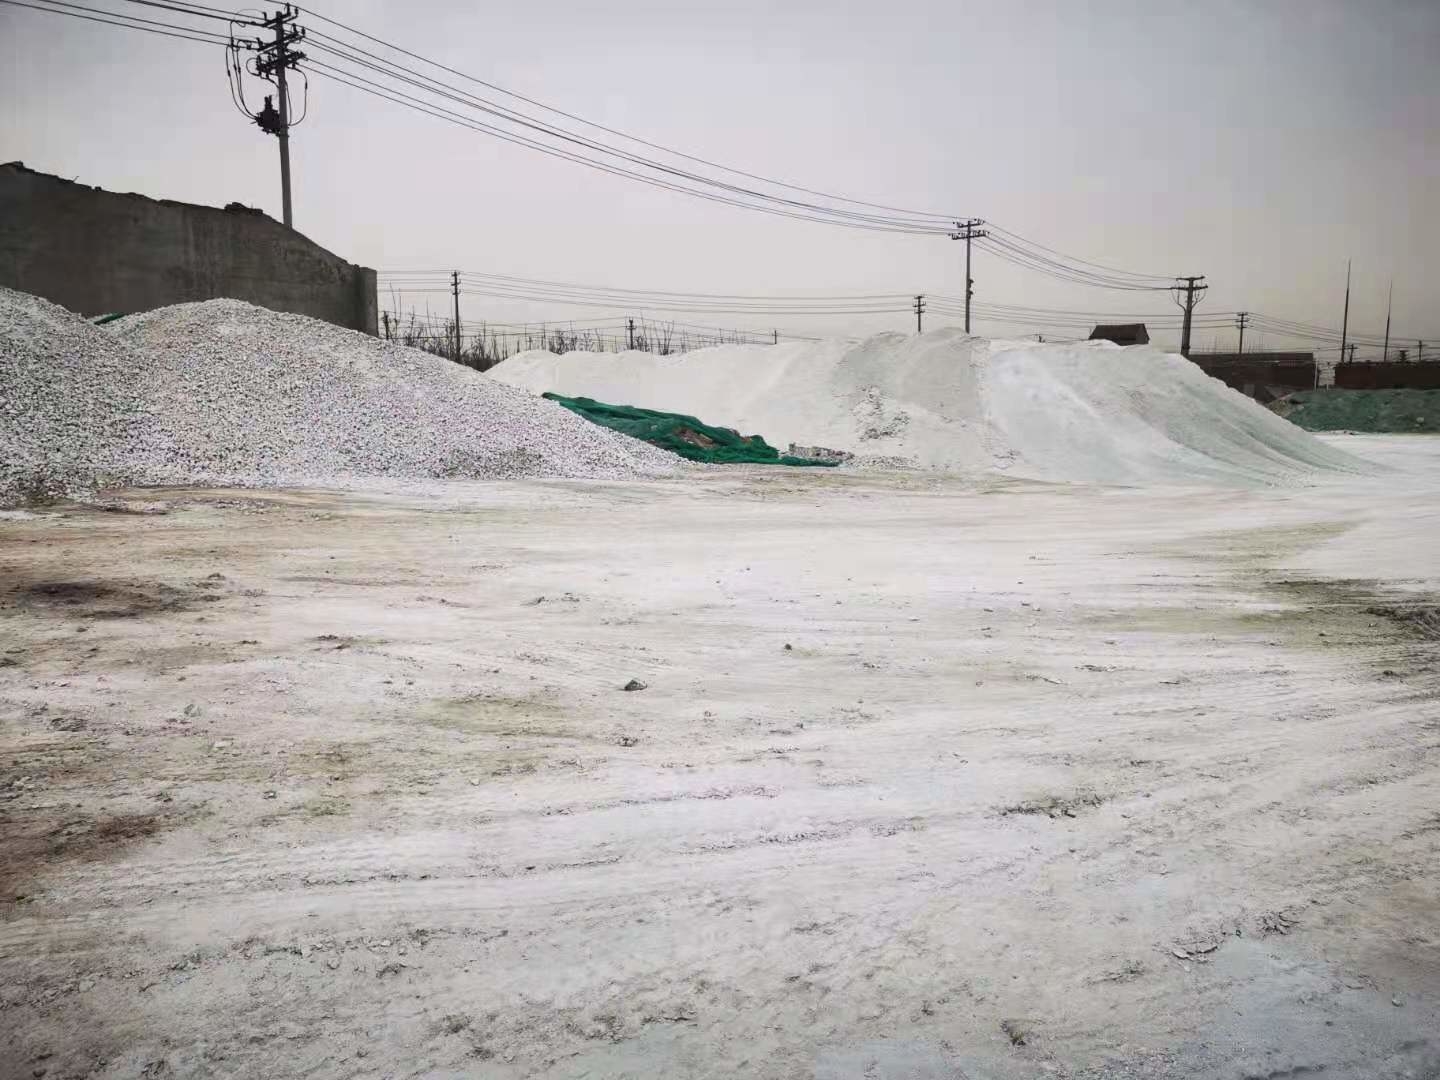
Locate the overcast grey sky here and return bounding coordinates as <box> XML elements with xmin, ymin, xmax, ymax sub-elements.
<box><xmin>2</xmin><ymin>0</ymin><xmax>1436</xmax><ymax>350</ymax></box>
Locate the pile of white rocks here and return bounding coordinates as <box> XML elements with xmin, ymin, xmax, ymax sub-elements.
<box><xmin>0</xmin><ymin>288</ymin><xmax>158</xmax><ymax>503</ymax></box>
<box><xmin>0</xmin><ymin>289</ymin><xmax>678</xmax><ymax>504</ymax></box>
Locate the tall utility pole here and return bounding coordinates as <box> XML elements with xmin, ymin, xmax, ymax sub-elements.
<box><xmin>450</xmin><ymin>271</ymin><xmax>461</xmax><ymax>362</ymax></box>
<box><xmin>1382</xmin><ymin>279</ymin><xmax>1393</xmax><ymax>363</ymax></box>
<box><xmin>1235</xmin><ymin>312</ymin><xmax>1249</xmax><ymax>356</ymax></box>
<box><xmin>1419</xmin><ymin>341</ymin><xmax>1425</xmax><ymax>363</ymax></box>
<box><xmin>772</xmin><ymin>329</ymin><xmax>779</xmax><ymax>345</ymax></box>
<box><xmin>627</xmin><ymin>318</ymin><xmax>636</xmax><ymax>350</ymax></box>
<box><xmin>948</xmin><ymin>219</ymin><xmax>988</xmax><ymax>333</ymax></box>
<box><xmin>913</xmin><ymin>295</ymin><xmax>926</xmax><ymax>334</ymax></box>
<box><xmin>1339</xmin><ymin>259</ymin><xmax>1351</xmax><ymax>371</ymax></box>
<box><xmin>1173</xmin><ymin>275</ymin><xmax>1208</xmax><ymax>357</ymax></box>
<box><xmin>254</xmin><ymin>5</ymin><xmax>305</xmax><ymax>228</ymax></box>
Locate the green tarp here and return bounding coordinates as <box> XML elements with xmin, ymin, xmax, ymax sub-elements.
<box><xmin>542</xmin><ymin>393</ymin><xmax>837</xmax><ymax>466</ymax></box>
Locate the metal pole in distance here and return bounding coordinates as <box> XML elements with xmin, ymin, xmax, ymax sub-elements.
<box><xmin>276</xmin><ymin>55</ymin><xmax>292</xmax><ymax>228</ymax></box>
<box><xmin>1175</xmin><ymin>275</ymin><xmax>1206</xmax><ymax>358</ymax></box>
<box><xmin>1382</xmin><ymin>279</ymin><xmax>1393</xmax><ymax>363</ymax></box>
<box><xmin>451</xmin><ymin>271</ymin><xmax>461</xmax><ymax>363</ymax></box>
<box><xmin>1339</xmin><ymin>259</ymin><xmax>1351</xmax><ymax>371</ymax></box>
<box><xmin>255</xmin><ymin>5</ymin><xmax>304</xmax><ymax>229</ymax></box>
<box><xmin>948</xmin><ymin>219</ymin><xmax>988</xmax><ymax>334</ymax></box>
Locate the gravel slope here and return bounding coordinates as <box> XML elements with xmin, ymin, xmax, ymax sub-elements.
<box><xmin>0</xmin><ymin>288</ymin><xmax>157</xmax><ymax>503</ymax></box>
<box><xmin>0</xmin><ymin>289</ymin><xmax>678</xmax><ymax>505</ymax></box>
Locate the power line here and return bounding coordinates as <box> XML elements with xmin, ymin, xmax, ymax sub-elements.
<box><xmin>298</xmin><ymin>4</ymin><xmax>968</xmax><ymax>226</ymax></box>
<box><xmin>303</xmin><ymin>63</ymin><xmax>950</xmax><ymax>237</ymax></box>
<box><xmin>0</xmin><ymin>0</ymin><xmax>234</xmax><ymax>42</ymax></box>
<box><xmin>114</xmin><ymin>0</ymin><xmax>259</xmax><ymax>24</ymax></box>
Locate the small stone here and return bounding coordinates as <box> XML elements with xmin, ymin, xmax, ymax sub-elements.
<box><xmin>262</xmin><ymin>790</ymin><xmax>277</xmax><ymax>799</ymax></box>
<box><xmin>622</xmin><ymin>679</ymin><xmax>647</xmax><ymax>692</ymax></box>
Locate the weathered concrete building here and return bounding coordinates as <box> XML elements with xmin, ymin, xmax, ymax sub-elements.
<box><xmin>1188</xmin><ymin>352</ymin><xmax>1318</xmax><ymax>403</ymax></box>
<box><xmin>0</xmin><ymin>162</ymin><xmax>377</xmax><ymax>334</ymax></box>
<box><xmin>1088</xmin><ymin>323</ymin><xmax>1150</xmax><ymax>346</ymax></box>
<box><xmin>1334</xmin><ymin>361</ymin><xmax>1440</xmax><ymax>391</ymax></box>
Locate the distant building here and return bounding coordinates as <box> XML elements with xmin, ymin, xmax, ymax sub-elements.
<box><xmin>1188</xmin><ymin>352</ymin><xmax>1317</xmax><ymax>403</ymax></box>
<box><xmin>1088</xmin><ymin>323</ymin><xmax>1150</xmax><ymax>346</ymax></box>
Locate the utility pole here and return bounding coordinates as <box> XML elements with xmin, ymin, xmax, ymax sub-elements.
<box><xmin>450</xmin><ymin>271</ymin><xmax>461</xmax><ymax>363</ymax></box>
<box><xmin>1173</xmin><ymin>275</ymin><xmax>1208</xmax><ymax>357</ymax></box>
<box><xmin>254</xmin><ymin>6</ymin><xmax>305</xmax><ymax>228</ymax></box>
<box><xmin>913</xmin><ymin>294</ymin><xmax>925</xmax><ymax>334</ymax></box>
<box><xmin>772</xmin><ymin>329</ymin><xmax>779</xmax><ymax>345</ymax></box>
<box><xmin>1418</xmin><ymin>341</ymin><xmax>1425</xmax><ymax>363</ymax></box>
<box><xmin>1339</xmin><ymin>259</ymin><xmax>1351</xmax><ymax>373</ymax></box>
<box><xmin>1235</xmin><ymin>312</ymin><xmax>1249</xmax><ymax>356</ymax></box>
<box><xmin>948</xmin><ymin>219</ymin><xmax>988</xmax><ymax>333</ymax></box>
<box><xmin>381</xmin><ymin>311</ymin><xmax>391</xmax><ymax>341</ymax></box>
<box><xmin>1382</xmin><ymin>279</ymin><xmax>1393</xmax><ymax>363</ymax></box>
<box><xmin>627</xmin><ymin>318</ymin><xmax>636</xmax><ymax>350</ymax></box>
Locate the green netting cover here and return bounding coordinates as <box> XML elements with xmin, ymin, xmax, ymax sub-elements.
<box><xmin>542</xmin><ymin>393</ymin><xmax>837</xmax><ymax>466</ymax></box>
<box><xmin>1272</xmin><ymin>389</ymin><xmax>1440</xmax><ymax>433</ymax></box>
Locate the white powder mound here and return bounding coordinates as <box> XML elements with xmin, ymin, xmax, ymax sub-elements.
<box><xmin>491</xmin><ymin>329</ymin><xmax>1370</xmax><ymax>485</ymax></box>
<box><xmin>0</xmin><ymin>289</ymin><xmax>678</xmax><ymax>505</ymax></box>
<box><xmin>0</xmin><ymin>288</ymin><xmax>159</xmax><ymax>503</ymax></box>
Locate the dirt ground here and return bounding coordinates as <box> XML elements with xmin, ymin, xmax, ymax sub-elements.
<box><xmin>2</xmin><ymin>435</ymin><xmax>1438</xmax><ymax>1080</ymax></box>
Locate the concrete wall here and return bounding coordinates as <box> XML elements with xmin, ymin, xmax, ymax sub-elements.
<box><xmin>0</xmin><ymin>162</ymin><xmax>377</xmax><ymax>335</ymax></box>
<box><xmin>1190</xmin><ymin>356</ymin><xmax>1318</xmax><ymax>403</ymax></box>
<box><xmin>1334</xmin><ymin>362</ymin><xmax>1440</xmax><ymax>391</ymax></box>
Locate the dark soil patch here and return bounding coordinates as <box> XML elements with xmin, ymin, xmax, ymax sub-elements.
<box><xmin>2</xmin><ymin>578</ymin><xmax>209</xmax><ymax>619</ymax></box>
<box><xmin>3</xmin><ymin>810</ymin><xmax>172</xmax><ymax>903</ymax></box>
<box><xmin>998</xmin><ymin>791</ymin><xmax>1107</xmax><ymax>819</ymax></box>
<box><xmin>1366</xmin><ymin>603</ymin><xmax>1440</xmax><ymax>642</ymax></box>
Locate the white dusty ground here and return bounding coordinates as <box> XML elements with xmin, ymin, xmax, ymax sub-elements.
<box><xmin>1</xmin><ymin>435</ymin><xmax>1437</xmax><ymax>1080</ymax></box>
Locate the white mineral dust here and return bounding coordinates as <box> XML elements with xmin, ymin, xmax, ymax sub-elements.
<box><xmin>492</xmin><ymin>330</ymin><xmax>1369</xmax><ymax>485</ymax></box>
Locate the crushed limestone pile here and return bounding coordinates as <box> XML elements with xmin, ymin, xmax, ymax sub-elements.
<box><xmin>0</xmin><ymin>289</ymin><xmax>678</xmax><ymax>504</ymax></box>
<box><xmin>0</xmin><ymin>288</ymin><xmax>161</xmax><ymax>503</ymax></box>
<box><xmin>492</xmin><ymin>330</ymin><xmax>1372</xmax><ymax>485</ymax></box>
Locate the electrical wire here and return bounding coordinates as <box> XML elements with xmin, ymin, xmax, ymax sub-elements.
<box><xmin>114</xmin><ymin>0</ymin><xmax>255</xmax><ymax>23</ymax></box>
<box><xmin>302</xmin><ymin>43</ymin><xmax>953</xmax><ymax>233</ymax></box>
<box><xmin>298</xmin><ymin>5</ymin><xmax>969</xmax><ymax>226</ymax></box>
<box><xmin>0</xmin><ymin>0</ymin><xmax>232</xmax><ymax>42</ymax></box>
<box><xmin>304</xmin><ymin>63</ymin><xmax>951</xmax><ymax>236</ymax></box>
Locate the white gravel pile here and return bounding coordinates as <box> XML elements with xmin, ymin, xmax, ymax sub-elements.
<box><xmin>494</xmin><ymin>330</ymin><xmax>1372</xmax><ymax>486</ymax></box>
<box><xmin>0</xmin><ymin>289</ymin><xmax>678</xmax><ymax>504</ymax></box>
<box><xmin>0</xmin><ymin>287</ymin><xmax>163</xmax><ymax>503</ymax></box>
